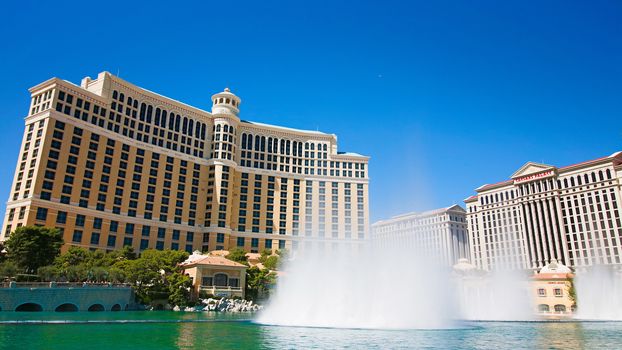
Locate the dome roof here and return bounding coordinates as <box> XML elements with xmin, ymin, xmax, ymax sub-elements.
<box><xmin>183</xmin><ymin>250</ymin><xmax>206</xmax><ymax>264</ymax></box>
<box><xmin>539</xmin><ymin>259</ymin><xmax>572</xmax><ymax>274</ymax></box>
<box><xmin>453</xmin><ymin>258</ymin><xmax>477</xmax><ymax>272</ymax></box>
<box><xmin>211</xmin><ymin>88</ymin><xmax>241</xmax><ymax>116</ymax></box>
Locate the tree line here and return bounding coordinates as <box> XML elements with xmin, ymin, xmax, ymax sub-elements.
<box><xmin>0</xmin><ymin>226</ymin><xmax>280</xmax><ymax>307</ymax></box>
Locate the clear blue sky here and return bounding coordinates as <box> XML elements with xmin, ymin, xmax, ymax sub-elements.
<box><xmin>0</xmin><ymin>1</ymin><xmax>620</xmax><ymax>222</ymax></box>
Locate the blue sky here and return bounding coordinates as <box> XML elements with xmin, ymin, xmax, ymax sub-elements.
<box><xmin>0</xmin><ymin>1</ymin><xmax>620</xmax><ymax>222</ymax></box>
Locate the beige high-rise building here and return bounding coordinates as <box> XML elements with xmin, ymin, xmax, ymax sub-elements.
<box><xmin>371</xmin><ymin>205</ymin><xmax>469</xmax><ymax>265</ymax></box>
<box><xmin>465</xmin><ymin>152</ymin><xmax>622</xmax><ymax>271</ymax></box>
<box><xmin>1</xmin><ymin>72</ymin><xmax>369</xmax><ymax>254</ymax></box>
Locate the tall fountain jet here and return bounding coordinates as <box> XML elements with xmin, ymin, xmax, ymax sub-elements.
<box><xmin>257</xmin><ymin>242</ymin><xmax>458</xmax><ymax>329</ymax></box>
<box><xmin>574</xmin><ymin>266</ymin><xmax>622</xmax><ymax>321</ymax></box>
<box><xmin>257</xmin><ymin>235</ymin><xmax>536</xmax><ymax>329</ymax></box>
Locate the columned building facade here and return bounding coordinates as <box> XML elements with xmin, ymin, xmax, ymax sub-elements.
<box><xmin>371</xmin><ymin>205</ymin><xmax>469</xmax><ymax>266</ymax></box>
<box><xmin>1</xmin><ymin>72</ymin><xmax>369</xmax><ymax>254</ymax></box>
<box><xmin>465</xmin><ymin>152</ymin><xmax>622</xmax><ymax>271</ymax></box>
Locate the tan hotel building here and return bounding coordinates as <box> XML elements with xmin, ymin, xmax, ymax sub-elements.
<box><xmin>1</xmin><ymin>72</ymin><xmax>369</xmax><ymax>253</ymax></box>
<box><xmin>465</xmin><ymin>152</ymin><xmax>622</xmax><ymax>271</ymax></box>
<box><xmin>371</xmin><ymin>205</ymin><xmax>469</xmax><ymax>265</ymax></box>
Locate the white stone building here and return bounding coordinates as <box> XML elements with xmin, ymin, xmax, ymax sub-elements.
<box><xmin>465</xmin><ymin>152</ymin><xmax>622</xmax><ymax>271</ymax></box>
<box><xmin>371</xmin><ymin>205</ymin><xmax>469</xmax><ymax>266</ymax></box>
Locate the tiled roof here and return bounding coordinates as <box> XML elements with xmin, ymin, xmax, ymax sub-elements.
<box><xmin>181</xmin><ymin>254</ymin><xmax>247</xmax><ymax>268</ymax></box>
<box><xmin>559</xmin><ymin>151</ymin><xmax>622</xmax><ymax>170</ymax></box>
<box><xmin>533</xmin><ymin>272</ymin><xmax>574</xmax><ymax>280</ymax></box>
<box><xmin>476</xmin><ymin>179</ymin><xmax>513</xmax><ymax>192</ymax></box>
<box><xmin>336</xmin><ymin>151</ymin><xmax>369</xmax><ymax>158</ymax></box>
<box><xmin>372</xmin><ymin>204</ymin><xmax>465</xmax><ymax>226</ymax></box>
<box><xmin>241</xmin><ymin>120</ymin><xmax>331</xmax><ymax>136</ymax></box>
<box><xmin>472</xmin><ymin>151</ymin><xmax>622</xmax><ymax>195</ymax></box>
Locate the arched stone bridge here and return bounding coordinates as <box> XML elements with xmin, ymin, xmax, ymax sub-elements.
<box><xmin>0</xmin><ymin>282</ymin><xmax>135</xmax><ymax>312</ymax></box>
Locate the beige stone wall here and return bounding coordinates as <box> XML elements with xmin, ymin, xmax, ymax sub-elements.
<box><xmin>531</xmin><ymin>279</ymin><xmax>574</xmax><ymax>314</ymax></box>
<box><xmin>1</xmin><ymin>72</ymin><xmax>370</xmax><ymax>255</ymax></box>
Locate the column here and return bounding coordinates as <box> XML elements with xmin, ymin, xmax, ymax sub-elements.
<box><xmin>522</xmin><ymin>202</ymin><xmax>538</xmax><ymax>269</ymax></box>
<box><xmin>553</xmin><ymin>195</ymin><xmax>571</xmax><ymax>266</ymax></box>
<box><xmin>541</xmin><ymin>198</ymin><xmax>556</xmax><ymax>260</ymax></box>
<box><xmin>530</xmin><ymin>201</ymin><xmax>544</xmax><ymax>267</ymax></box>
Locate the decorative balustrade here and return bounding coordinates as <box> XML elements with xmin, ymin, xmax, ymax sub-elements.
<box><xmin>0</xmin><ymin>281</ymin><xmax>132</xmax><ymax>289</ymax></box>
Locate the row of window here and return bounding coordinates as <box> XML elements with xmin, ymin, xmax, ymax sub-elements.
<box><xmin>12</xmin><ymin>121</ymin><xmax>45</xmax><ymax>201</ymax></box>
<box><xmin>41</xmin><ymin>120</ymin><xmax>202</xmax><ymax>226</ymax></box>
<box><xmin>480</xmin><ymin>169</ymin><xmax>614</xmax><ymax>206</ymax></box>
<box><xmin>56</xmin><ymin>89</ymin><xmax>207</xmax><ymax>158</ymax></box>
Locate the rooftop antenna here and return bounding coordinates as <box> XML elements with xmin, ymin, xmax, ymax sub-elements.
<box><xmin>116</xmin><ymin>68</ymin><xmax>120</xmax><ymax>77</ymax></box>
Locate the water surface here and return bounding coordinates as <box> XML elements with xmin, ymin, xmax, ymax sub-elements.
<box><xmin>0</xmin><ymin>312</ymin><xmax>620</xmax><ymax>349</ymax></box>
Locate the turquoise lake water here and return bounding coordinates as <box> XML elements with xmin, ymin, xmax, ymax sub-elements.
<box><xmin>0</xmin><ymin>312</ymin><xmax>621</xmax><ymax>349</ymax></box>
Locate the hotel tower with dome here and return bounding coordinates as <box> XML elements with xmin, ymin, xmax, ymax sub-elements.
<box><xmin>1</xmin><ymin>72</ymin><xmax>369</xmax><ymax>254</ymax></box>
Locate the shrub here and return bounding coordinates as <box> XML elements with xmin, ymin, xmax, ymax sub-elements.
<box><xmin>37</xmin><ymin>265</ymin><xmax>60</xmax><ymax>281</ymax></box>
<box><xmin>0</xmin><ymin>261</ymin><xmax>19</xmax><ymax>279</ymax></box>
<box><xmin>226</xmin><ymin>248</ymin><xmax>248</xmax><ymax>265</ymax></box>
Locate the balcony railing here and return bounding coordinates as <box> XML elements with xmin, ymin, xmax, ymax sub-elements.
<box><xmin>536</xmin><ymin>310</ymin><xmax>573</xmax><ymax>315</ymax></box>
<box><xmin>0</xmin><ymin>281</ymin><xmax>131</xmax><ymax>289</ymax></box>
<box><xmin>199</xmin><ymin>285</ymin><xmax>242</xmax><ymax>292</ymax></box>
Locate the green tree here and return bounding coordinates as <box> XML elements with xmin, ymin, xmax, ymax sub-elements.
<box><xmin>0</xmin><ymin>260</ymin><xmax>19</xmax><ymax>279</ymax></box>
<box><xmin>118</xmin><ymin>249</ymin><xmax>189</xmax><ymax>303</ymax></box>
<box><xmin>258</xmin><ymin>249</ymin><xmax>280</xmax><ymax>270</ymax></box>
<box><xmin>64</xmin><ymin>264</ymin><xmax>88</xmax><ymax>282</ymax></box>
<box><xmin>262</xmin><ymin>255</ymin><xmax>279</xmax><ymax>270</ymax></box>
<box><xmin>259</xmin><ymin>249</ymin><xmax>272</xmax><ymax>261</ymax></box>
<box><xmin>108</xmin><ymin>266</ymin><xmax>127</xmax><ymax>283</ymax></box>
<box><xmin>226</xmin><ymin>248</ymin><xmax>248</xmax><ymax>265</ymax></box>
<box><xmin>276</xmin><ymin>249</ymin><xmax>289</xmax><ymax>260</ymax></box>
<box><xmin>95</xmin><ymin>247</ymin><xmax>133</xmax><ymax>267</ymax></box>
<box><xmin>246</xmin><ymin>266</ymin><xmax>277</xmax><ymax>301</ymax></box>
<box><xmin>31</xmin><ymin>245</ymin><xmax>195</xmax><ymax>306</ymax></box>
<box><xmin>167</xmin><ymin>272</ymin><xmax>193</xmax><ymax>307</ymax></box>
<box><xmin>90</xmin><ymin>266</ymin><xmax>109</xmax><ymax>282</ymax></box>
<box><xmin>0</xmin><ymin>242</ymin><xmax>7</xmax><ymax>263</ymax></box>
<box><xmin>5</xmin><ymin>226</ymin><xmax>63</xmax><ymax>273</ymax></box>
<box><xmin>568</xmin><ymin>278</ymin><xmax>577</xmax><ymax>309</ymax></box>
<box><xmin>123</xmin><ymin>258</ymin><xmax>161</xmax><ymax>302</ymax></box>
<box><xmin>140</xmin><ymin>249</ymin><xmax>189</xmax><ymax>274</ymax></box>
<box><xmin>37</xmin><ymin>265</ymin><xmax>60</xmax><ymax>281</ymax></box>
<box><xmin>54</xmin><ymin>246</ymin><xmax>90</xmax><ymax>270</ymax></box>
<box><xmin>120</xmin><ymin>246</ymin><xmax>137</xmax><ymax>260</ymax></box>
<box><xmin>85</xmin><ymin>250</ymin><xmax>111</xmax><ymax>268</ymax></box>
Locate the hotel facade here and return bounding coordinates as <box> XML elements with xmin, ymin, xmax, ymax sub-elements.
<box><xmin>371</xmin><ymin>205</ymin><xmax>469</xmax><ymax>265</ymax></box>
<box><xmin>465</xmin><ymin>152</ymin><xmax>622</xmax><ymax>271</ymax></box>
<box><xmin>1</xmin><ymin>71</ymin><xmax>369</xmax><ymax>254</ymax></box>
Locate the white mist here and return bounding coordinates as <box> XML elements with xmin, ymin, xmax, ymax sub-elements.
<box><xmin>454</xmin><ymin>270</ymin><xmax>534</xmax><ymax>321</ymax></box>
<box><xmin>575</xmin><ymin>266</ymin><xmax>622</xmax><ymax>320</ymax></box>
<box><xmin>256</xmin><ymin>243</ymin><xmax>458</xmax><ymax>329</ymax></box>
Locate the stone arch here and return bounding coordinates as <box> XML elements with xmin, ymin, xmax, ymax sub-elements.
<box><xmin>111</xmin><ymin>304</ymin><xmax>122</xmax><ymax>311</ymax></box>
<box><xmin>16</xmin><ymin>303</ymin><xmax>43</xmax><ymax>312</ymax></box>
<box><xmin>214</xmin><ymin>273</ymin><xmax>229</xmax><ymax>287</ymax></box>
<box><xmin>55</xmin><ymin>303</ymin><xmax>79</xmax><ymax>312</ymax></box>
<box><xmin>88</xmin><ymin>304</ymin><xmax>105</xmax><ymax>312</ymax></box>
<box><xmin>554</xmin><ymin>304</ymin><xmax>567</xmax><ymax>312</ymax></box>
